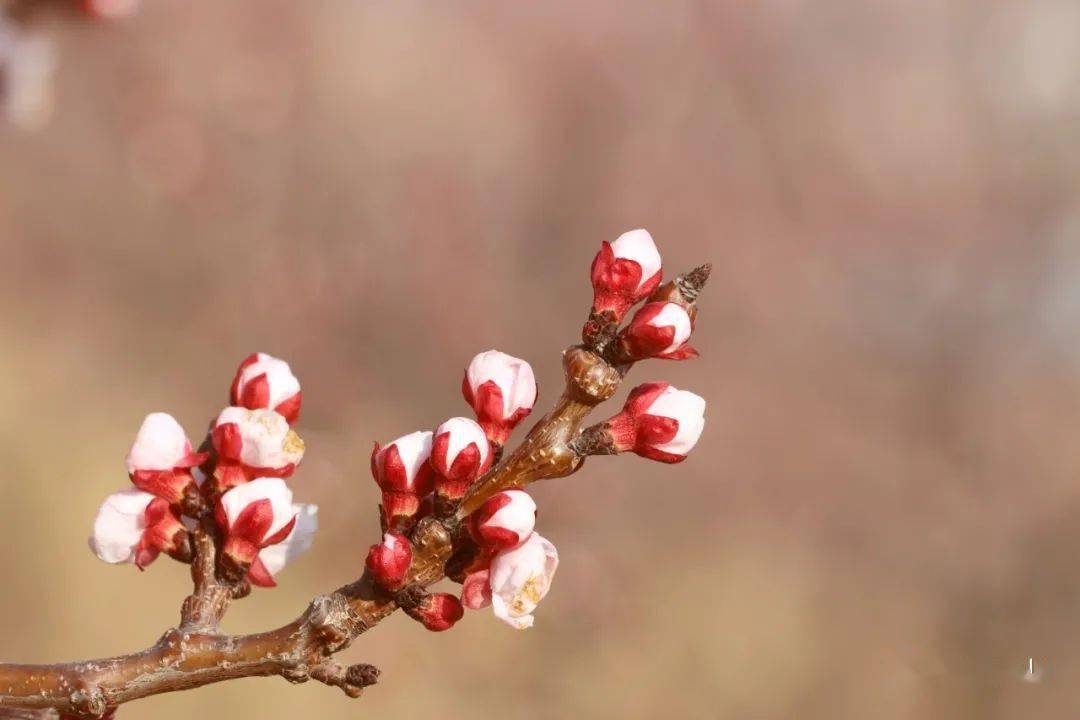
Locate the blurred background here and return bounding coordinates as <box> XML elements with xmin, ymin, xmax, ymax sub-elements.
<box><xmin>2</xmin><ymin>0</ymin><xmax>1080</xmax><ymax>717</ymax></box>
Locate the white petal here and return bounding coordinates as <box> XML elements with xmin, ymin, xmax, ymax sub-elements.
<box><xmin>89</xmin><ymin>489</ymin><xmax>154</xmax><ymax>564</ymax></box>
<box><xmin>609</xmin><ymin>229</ymin><xmax>662</xmax><ymax>289</ymax></box>
<box><xmin>488</xmin><ymin>532</ymin><xmax>558</xmax><ymax>629</ymax></box>
<box><xmin>259</xmin><ymin>503</ymin><xmax>317</xmax><ymax>576</ymax></box>
<box><xmin>125</xmin><ymin>412</ymin><xmax>189</xmax><ymax>473</ymax></box>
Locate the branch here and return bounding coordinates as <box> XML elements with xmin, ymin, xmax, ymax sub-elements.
<box><xmin>0</xmin><ymin>255</ymin><xmax>709</xmax><ymax>718</ymax></box>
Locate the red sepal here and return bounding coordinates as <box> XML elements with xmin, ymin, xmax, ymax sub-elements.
<box><xmin>365</xmin><ymin>533</ymin><xmax>413</xmax><ymax>590</ymax></box>
<box><xmin>212</xmin><ymin>422</ymin><xmax>243</xmax><ymax>462</ymax></box>
<box><xmin>274</xmin><ymin>391</ymin><xmax>302</xmax><ymax>425</ymax></box>
<box><xmin>589</xmin><ymin>241</ymin><xmax>663</xmax><ymax>319</ymax></box>
<box><xmin>247</xmin><ymin>556</ymin><xmax>277</xmax><ymax>588</ymax></box>
<box><xmin>461</xmin><ymin>569</ymin><xmax>492</xmax><ymax>609</ymax></box>
<box><xmin>469</xmin><ymin>492</ymin><xmax>526</xmax><ymax>550</ymax></box>
<box><xmin>229</xmin><ymin>353</ymin><xmax>261</xmax><ymax>405</ymax></box>
<box><xmin>418</xmin><ymin>593</ymin><xmax>465</xmax><ymax>632</ymax></box>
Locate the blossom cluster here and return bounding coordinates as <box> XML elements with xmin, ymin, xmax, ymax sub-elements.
<box><xmin>89</xmin><ymin>352</ymin><xmax>316</xmax><ymax>588</ymax></box>
<box><xmin>365</xmin><ymin>229</ymin><xmax>707</xmax><ymax>632</ymax></box>
<box><xmin>84</xmin><ymin>228</ymin><xmax>706</xmax><ymax>640</ymax></box>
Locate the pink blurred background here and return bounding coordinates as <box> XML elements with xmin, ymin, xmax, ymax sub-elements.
<box><xmin>3</xmin><ymin>1</ymin><xmax>1080</xmax><ymax>717</ymax></box>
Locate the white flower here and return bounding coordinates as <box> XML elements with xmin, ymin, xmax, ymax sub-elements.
<box><xmin>88</xmin><ymin>488</ymin><xmax>155</xmax><ymax>564</ymax></box>
<box><xmin>214</xmin><ymin>406</ymin><xmax>304</xmax><ymax>470</ymax></box>
<box><xmin>489</xmin><ymin>532</ymin><xmax>559</xmax><ymax>630</ymax></box>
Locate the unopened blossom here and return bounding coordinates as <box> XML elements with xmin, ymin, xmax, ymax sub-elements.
<box><xmin>125</xmin><ymin>412</ymin><xmax>207</xmax><ymax>506</ymax></box>
<box><xmin>414</xmin><ymin>593</ymin><xmax>465</xmax><ymax>632</ymax></box>
<box><xmin>212</xmin><ymin>407</ymin><xmax>305</xmax><ymax>489</ymax></box>
<box><xmin>216</xmin><ymin>478</ymin><xmax>298</xmax><ymax>578</ymax></box>
<box><xmin>431</xmin><ymin>417</ymin><xmax>491</xmax><ymax>500</ymax></box>
<box><xmin>604</xmin><ymin>382</ymin><xmax>706</xmax><ymax>463</ymax></box>
<box><xmin>251</xmin><ymin>503</ymin><xmax>318</xmax><ymax>588</ymax></box>
<box><xmin>365</xmin><ymin>532</ymin><xmax>413</xmax><ymax>590</ymax></box>
<box><xmin>230</xmin><ymin>352</ymin><xmax>302</xmax><ymax>425</ymax></box>
<box><xmin>371</xmin><ymin>430</ymin><xmax>434</xmax><ymax>530</ymax></box>
<box><xmin>89</xmin><ymin>488</ymin><xmax>188</xmax><ymax>569</ymax></box>
<box><xmin>617</xmin><ymin>302</ymin><xmax>697</xmax><ymax>361</ymax></box>
<box><xmin>462</xmin><ymin>350</ymin><xmax>537</xmax><ymax>445</ymax></box>
<box><xmin>461</xmin><ymin>568</ymin><xmax>492</xmax><ymax>610</ymax></box>
<box><xmin>470</xmin><ymin>490</ymin><xmax>536</xmax><ymax>551</ymax></box>
<box><xmin>488</xmin><ymin>532</ymin><xmax>559</xmax><ymax>629</ymax></box>
<box><xmin>589</xmin><ymin>229</ymin><xmax>663</xmax><ymax>319</ymax></box>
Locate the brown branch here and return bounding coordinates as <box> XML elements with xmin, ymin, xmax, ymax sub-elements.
<box><xmin>0</xmin><ymin>264</ymin><xmax>709</xmax><ymax>718</ymax></box>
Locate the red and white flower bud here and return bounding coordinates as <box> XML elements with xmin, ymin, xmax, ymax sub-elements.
<box><xmin>216</xmin><ymin>478</ymin><xmax>298</xmax><ymax>573</ymax></box>
<box><xmin>470</xmin><ymin>490</ymin><xmax>536</xmax><ymax>551</ymax></box>
<box><xmin>488</xmin><ymin>532</ymin><xmax>559</xmax><ymax>630</ymax></box>
<box><xmin>211</xmin><ymin>407</ymin><xmax>305</xmax><ymax>489</ymax></box>
<box><xmin>371</xmin><ymin>431</ymin><xmax>434</xmax><ymax>529</ymax></box>
<box><xmin>589</xmin><ymin>228</ymin><xmax>663</xmax><ymax>319</ymax></box>
<box><xmin>462</xmin><ymin>350</ymin><xmax>537</xmax><ymax>445</ymax></box>
<box><xmin>125</xmin><ymin>412</ymin><xmax>207</xmax><ymax>505</ymax></box>
<box><xmin>251</xmin><ymin>503</ymin><xmax>318</xmax><ymax>588</ymax></box>
<box><xmin>431</xmin><ymin>417</ymin><xmax>491</xmax><ymax>499</ymax></box>
<box><xmin>618</xmin><ymin>302</ymin><xmax>697</xmax><ymax>361</ymax></box>
<box><xmin>230</xmin><ymin>352</ymin><xmax>302</xmax><ymax>425</ymax></box>
<box><xmin>461</xmin><ymin>568</ymin><xmax>492</xmax><ymax>610</ymax></box>
<box><xmin>365</xmin><ymin>532</ymin><xmax>413</xmax><ymax>590</ymax></box>
<box><xmin>607</xmin><ymin>382</ymin><xmax>706</xmax><ymax>463</ymax></box>
<box><xmin>416</xmin><ymin>593</ymin><xmax>465</xmax><ymax>632</ymax></box>
<box><xmin>89</xmin><ymin>489</ymin><xmax>187</xmax><ymax>569</ymax></box>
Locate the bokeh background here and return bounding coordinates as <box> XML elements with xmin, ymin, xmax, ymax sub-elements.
<box><xmin>2</xmin><ymin>0</ymin><xmax>1080</xmax><ymax>717</ymax></box>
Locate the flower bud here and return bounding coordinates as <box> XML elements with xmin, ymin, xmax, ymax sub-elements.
<box><xmin>250</xmin><ymin>504</ymin><xmax>318</xmax><ymax>588</ymax></box>
<box><xmin>461</xmin><ymin>568</ymin><xmax>492</xmax><ymax>609</ymax></box>
<box><xmin>488</xmin><ymin>532</ymin><xmax>559</xmax><ymax>629</ymax></box>
<box><xmin>230</xmin><ymin>352</ymin><xmax>302</xmax><ymax>425</ymax></box>
<box><xmin>462</xmin><ymin>350</ymin><xmax>537</xmax><ymax>445</ymax></box>
<box><xmin>365</xmin><ymin>532</ymin><xmax>413</xmax><ymax>590</ymax></box>
<box><xmin>617</xmin><ymin>302</ymin><xmax>697</xmax><ymax>361</ymax></box>
<box><xmin>216</xmin><ymin>478</ymin><xmax>298</xmax><ymax>577</ymax></box>
<box><xmin>470</xmin><ymin>490</ymin><xmax>536</xmax><ymax>551</ymax></box>
<box><xmin>607</xmin><ymin>382</ymin><xmax>706</xmax><ymax>462</ymax></box>
<box><xmin>89</xmin><ymin>489</ymin><xmax>187</xmax><ymax>569</ymax></box>
<box><xmin>589</xmin><ymin>229</ymin><xmax>663</xmax><ymax>319</ymax></box>
<box><xmin>371</xmin><ymin>431</ymin><xmax>434</xmax><ymax>530</ymax></box>
<box><xmin>431</xmin><ymin>417</ymin><xmax>491</xmax><ymax>500</ymax></box>
<box><xmin>125</xmin><ymin>413</ymin><xmax>207</xmax><ymax>505</ymax></box>
<box><xmin>416</xmin><ymin>593</ymin><xmax>465</xmax><ymax>632</ymax></box>
<box><xmin>211</xmin><ymin>407</ymin><xmax>305</xmax><ymax>490</ymax></box>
